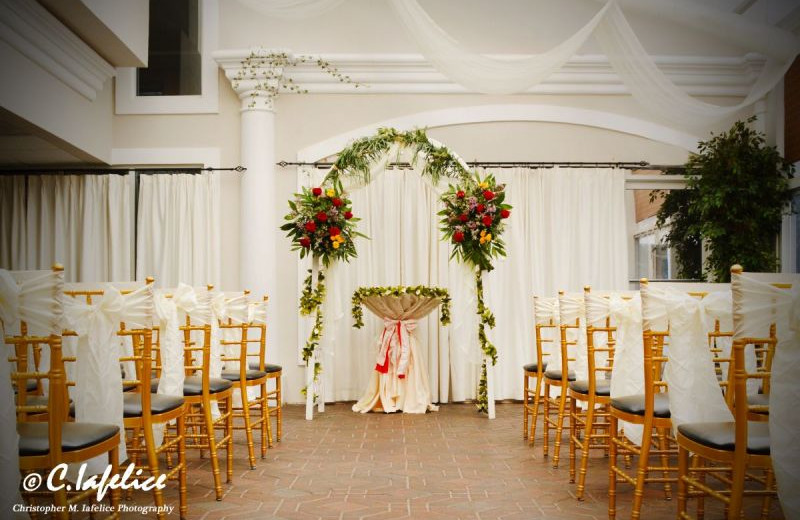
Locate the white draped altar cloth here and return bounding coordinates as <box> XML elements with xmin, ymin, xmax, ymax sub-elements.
<box><xmin>352</xmin><ymin>292</ymin><xmax>442</xmax><ymax>414</ymax></box>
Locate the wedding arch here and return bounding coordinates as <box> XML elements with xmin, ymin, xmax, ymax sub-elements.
<box><xmin>282</xmin><ymin>127</ymin><xmax>512</xmax><ymax>419</ymax></box>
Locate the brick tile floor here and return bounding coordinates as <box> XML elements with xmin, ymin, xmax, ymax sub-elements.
<box><xmin>122</xmin><ymin>402</ymin><xmax>782</xmax><ymax>520</ymax></box>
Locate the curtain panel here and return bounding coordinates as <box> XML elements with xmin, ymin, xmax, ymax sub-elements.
<box><xmin>0</xmin><ymin>174</ymin><xmax>133</xmax><ymax>282</ymax></box>
<box><xmin>135</xmin><ymin>173</ymin><xmax>222</xmax><ymax>288</ymax></box>
<box><xmin>306</xmin><ymin>167</ymin><xmax>628</xmax><ymax>404</ymax></box>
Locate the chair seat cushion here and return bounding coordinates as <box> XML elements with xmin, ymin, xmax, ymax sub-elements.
<box><xmin>569</xmin><ymin>379</ymin><xmax>611</xmax><ymax>396</ymax></box>
<box><xmin>221</xmin><ymin>370</ymin><xmax>268</xmax><ymax>381</ymax></box>
<box><xmin>123</xmin><ymin>393</ymin><xmax>184</xmax><ymax>417</ymax></box>
<box><xmin>182</xmin><ymin>376</ymin><xmax>233</xmax><ymax>396</ymax></box>
<box><xmin>523</xmin><ymin>362</ymin><xmax>547</xmax><ymax>373</ymax></box>
<box><xmin>611</xmin><ymin>392</ymin><xmax>671</xmax><ymax>418</ymax></box>
<box><xmin>544</xmin><ymin>369</ymin><xmax>576</xmax><ymax>382</ymax></box>
<box><xmin>678</xmin><ymin>421</ymin><xmax>770</xmax><ymax>455</ymax></box>
<box><xmin>18</xmin><ymin>422</ymin><xmax>119</xmax><ymax>456</ymax></box>
<box><xmin>248</xmin><ymin>361</ymin><xmax>282</xmax><ymax>373</ymax></box>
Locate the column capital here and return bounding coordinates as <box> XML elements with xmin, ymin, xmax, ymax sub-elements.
<box><xmin>214</xmin><ymin>48</ymin><xmax>291</xmax><ymax>111</ymax></box>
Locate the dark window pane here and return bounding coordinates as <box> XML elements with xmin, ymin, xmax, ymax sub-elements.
<box><xmin>137</xmin><ymin>0</ymin><xmax>201</xmax><ymax>96</ymax></box>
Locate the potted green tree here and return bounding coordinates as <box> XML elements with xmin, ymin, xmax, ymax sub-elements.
<box><xmin>654</xmin><ymin>117</ymin><xmax>794</xmax><ymax>282</ymax></box>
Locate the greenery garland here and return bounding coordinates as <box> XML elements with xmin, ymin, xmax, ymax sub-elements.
<box><xmin>351</xmin><ymin>286</ymin><xmax>452</xmax><ymax>329</ymax></box>
<box><xmin>232</xmin><ymin>49</ymin><xmax>361</xmax><ymax>108</ymax></box>
<box><xmin>300</xmin><ymin>269</ymin><xmax>326</xmax><ymax>363</ymax></box>
<box><xmin>324</xmin><ymin>127</ymin><xmax>471</xmax><ymax>187</ymax></box>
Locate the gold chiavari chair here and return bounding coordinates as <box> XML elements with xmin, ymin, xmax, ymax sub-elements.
<box><xmin>568</xmin><ymin>286</ymin><xmax>616</xmax><ymax>500</ymax></box>
<box><xmin>542</xmin><ymin>291</ymin><xmax>580</xmax><ymax>468</ymax></box>
<box><xmin>179</xmin><ymin>310</ymin><xmax>234</xmax><ymax>501</ymax></box>
<box><xmin>608</xmin><ymin>279</ymin><xmax>676</xmax><ymax>520</ymax></box>
<box><xmin>247</xmin><ymin>296</ymin><xmax>282</xmax><ymax>443</ymax></box>
<box><xmin>8</xmin><ymin>265</ymin><xmax>121</xmax><ymax>519</ymax></box>
<box><xmin>219</xmin><ymin>291</ymin><xmax>271</xmax><ymax>468</ymax></box>
<box><xmin>64</xmin><ymin>280</ymin><xmax>187</xmax><ymax>519</ymax></box>
<box><xmin>524</xmin><ymin>295</ymin><xmax>555</xmax><ymax>445</ymax></box>
<box><xmin>676</xmin><ymin>265</ymin><xmax>789</xmax><ymax>520</ymax></box>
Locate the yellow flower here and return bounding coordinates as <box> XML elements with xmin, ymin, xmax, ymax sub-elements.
<box><xmin>332</xmin><ymin>241</ymin><xmax>340</xmax><ymax>249</ymax></box>
<box><xmin>326</xmin><ymin>188</ymin><xmax>335</xmax><ymax>197</ymax></box>
<box><xmin>478</xmin><ymin>182</ymin><xmax>489</xmax><ymax>189</ymax></box>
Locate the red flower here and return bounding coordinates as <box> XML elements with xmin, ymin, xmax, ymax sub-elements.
<box><xmin>312</xmin><ymin>187</ymin><xmax>322</xmax><ymax>197</ymax></box>
<box><xmin>500</xmin><ymin>209</ymin><xmax>511</xmax><ymax>219</ymax></box>
<box><xmin>332</xmin><ymin>198</ymin><xmax>343</xmax><ymax>207</ymax></box>
<box><xmin>476</xmin><ymin>203</ymin><xmax>485</xmax><ymax>213</ymax></box>
<box><xmin>453</xmin><ymin>231</ymin><xmax>465</xmax><ymax>243</ymax></box>
<box><xmin>483</xmin><ymin>190</ymin><xmax>495</xmax><ymax>201</ymax></box>
<box><xmin>316</xmin><ymin>211</ymin><xmax>328</xmax><ymax>222</ymax></box>
<box><xmin>304</xmin><ymin>221</ymin><xmax>317</xmax><ymax>232</ymax></box>
<box><xmin>482</xmin><ymin>215</ymin><xmax>493</xmax><ymax>227</ymax></box>
<box><xmin>299</xmin><ymin>237</ymin><xmax>311</xmax><ymax>248</ymax></box>
<box><xmin>456</xmin><ymin>190</ymin><xmax>465</xmax><ymax>199</ymax></box>
<box><xmin>344</xmin><ymin>211</ymin><xmax>353</xmax><ymax>219</ymax></box>
<box><xmin>329</xmin><ymin>226</ymin><xmax>341</xmax><ymax>237</ymax></box>
<box><xmin>459</xmin><ymin>214</ymin><xmax>468</xmax><ymax>222</ymax></box>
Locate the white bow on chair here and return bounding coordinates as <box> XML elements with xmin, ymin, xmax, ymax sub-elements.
<box><xmin>63</xmin><ymin>284</ymin><xmax>153</xmax><ymax>475</ymax></box>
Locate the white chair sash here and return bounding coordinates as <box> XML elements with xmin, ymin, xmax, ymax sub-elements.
<box><xmin>732</xmin><ymin>272</ymin><xmax>800</xmax><ymax>519</ymax></box>
<box><xmin>62</xmin><ymin>283</ymin><xmax>153</xmax><ymax>475</ymax></box>
<box><xmin>641</xmin><ymin>284</ymin><xmax>733</xmax><ymax>437</ymax></box>
<box><xmin>154</xmin><ymin>291</ymin><xmax>184</xmax><ymax>398</ymax></box>
<box><xmin>0</xmin><ymin>268</ymin><xmax>62</xmax><ymax>518</ymax></box>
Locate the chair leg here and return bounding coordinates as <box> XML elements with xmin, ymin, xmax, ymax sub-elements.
<box><xmin>727</xmin><ymin>452</ymin><xmax>747</xmax><ymax>520</ymax></box>
<box><xmin>630</xmin><ymin>418</ymin><xmax>654</xmax><ymax>520</ymax></box>
<box><xmin>608</xmin><ymin>414</ymin><xmax>618</xmax><ymax>520</ymax></box>
<box><xmin>529</xmin><ymin>375</ymin><xmax>543</xmax><ymax>448</ymax></box>
<box><xmin>276</xmin><ymin>375</ymin><xmax>282</xmax><ymax>442</ymax></box>
<box><xmin>261</xmin><ymin>382</ymin><xmax>272</xmax><ymax>453</ymax></box>
<box><xmin>109</xmin><ymin>444</ymin><xmax>120</xmax><ymax>512</ymax></box>
<box><xmin>177</xmin><ymin>412</ymin><xmax>188</xmax><ymax>520</ymax></box>
<box><xmin>569</xmin><ymin>396</ymin><xmax>578</xmax><ymax>483</ymax></box>
<box><xmin>677</xmin><ymin>445</ymin><xmax>689</xmax><ymax>520</ymax></box>
<box><xmin>141</xmin><ymin>421</ymin><xmax>166</xmax><ymax>519</ymax></box>
<box><xmin>203</xmin><ymin>400</ymin><xmax>224</xmax><ymax>500</ymax></box>
<box><xmin>523</xmin><ymin>373</ymin><xmax>530</xmax><ymax>438</ymax></box>
<box><xmin>543</xmin><ymin>382</ymin><xmax>551</xmax><ymax>458</ymax></box>
<box><xmin>760</xmin><ymin>468</ymin><xmax>775</xmax><ymax>520</ymax></box>
<box><xmin>576</xmin><ymin>400</ymin><xmax>595</xmax><ymax>500</ymax></box>
<box><xmin>552</xmin><ymin>387</ymin><xmax>568</xmax><ymax>469</ymax></box>
<box><xmin>226</xmin><ymin>394</ymin><xmax>234</xmax><ymax>483</ymax></box>
<box><xmin>240</xmin><ymin>384</ymin><xmax>256</xmax><ymax>469</ymax></box>
<box><xmin>657</xmin><ymin>427</ymin><xmax>672</xmax><ymax>499</ymax></box>
<box><xmin>695</xmin><ymin>456</ymin><xmax>706</xmax><ymax>520</ymax></box>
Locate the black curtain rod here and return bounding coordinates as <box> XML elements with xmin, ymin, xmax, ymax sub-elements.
<box><xmin>0</xmin><ymin>166</ymin><xmax>247</xmax><ymax>175</ymax></box>
<box><xmin>277</xmin><ymin>160</ymin><xmax>683</xmax><ymax>170</ymax></box>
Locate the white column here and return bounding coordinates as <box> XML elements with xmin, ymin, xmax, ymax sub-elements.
<box><xmin>216</xmin><ymin>51</ymin><xmax>285</xmax><ymax>300</ymax></box>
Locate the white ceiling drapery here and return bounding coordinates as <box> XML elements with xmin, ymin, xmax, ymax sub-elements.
<box><xmin>387</xmin><ymin>0</ymin><xmax>800</xmax><ymax>127</ymax></box>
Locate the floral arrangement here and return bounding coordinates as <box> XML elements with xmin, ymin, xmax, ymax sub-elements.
<box><xmin>283</xmin><ymin>183</ymin><xmax>365</xmax><ymax>400</ymax></box>
<box><xmin>439</xmin><ymin>173</ymin><xmax>511</xmax><ymax>413</ymax></box>
<box><xmin>351</xmin><ymin>286</ymin><xmax>451</xmax><ymax>329</ymax></box>
<box><xmin>281</xmin><ymin>185</ymin><xmax>363</xmax><ymax>267</ymax></box>
<box><xmin>438</xmin><ymin>173</ymin><xmax>511</xmax><ymax>272</ymax></box>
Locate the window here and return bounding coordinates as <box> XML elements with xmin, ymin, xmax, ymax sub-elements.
<box><xmin>635</xmin><ymin>233</ymin><xmax>673</xmax><ymax>280</ymax></box>
<box><xmin>137</xmin><ymin>0</ymin><xmax>201</xmax><ymax>96</ymax></box>
<box><xmin>115</xmin><ymin>0</ymin><xmax>218</xmax><ymax>114</ymax></box>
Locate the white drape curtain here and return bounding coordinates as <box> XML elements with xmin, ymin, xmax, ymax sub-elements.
<box><xmin>310</xmin><ymin>166</ymin><xmax>628</xmax><ymax>403</ymax></box>
<box><xmin>135</xmin><ymin>173</ymin><xmax>221</xmax><ymax>287</ymax></box>
<box><xmin>0</xmin><ymin>175</ymin><xmax>133</xmax><ymax>282</ymax></box>
<box><xmin>387</xmin><ymin>0</ymin><xmax>800</xmax><ymax>128</ymax></box>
